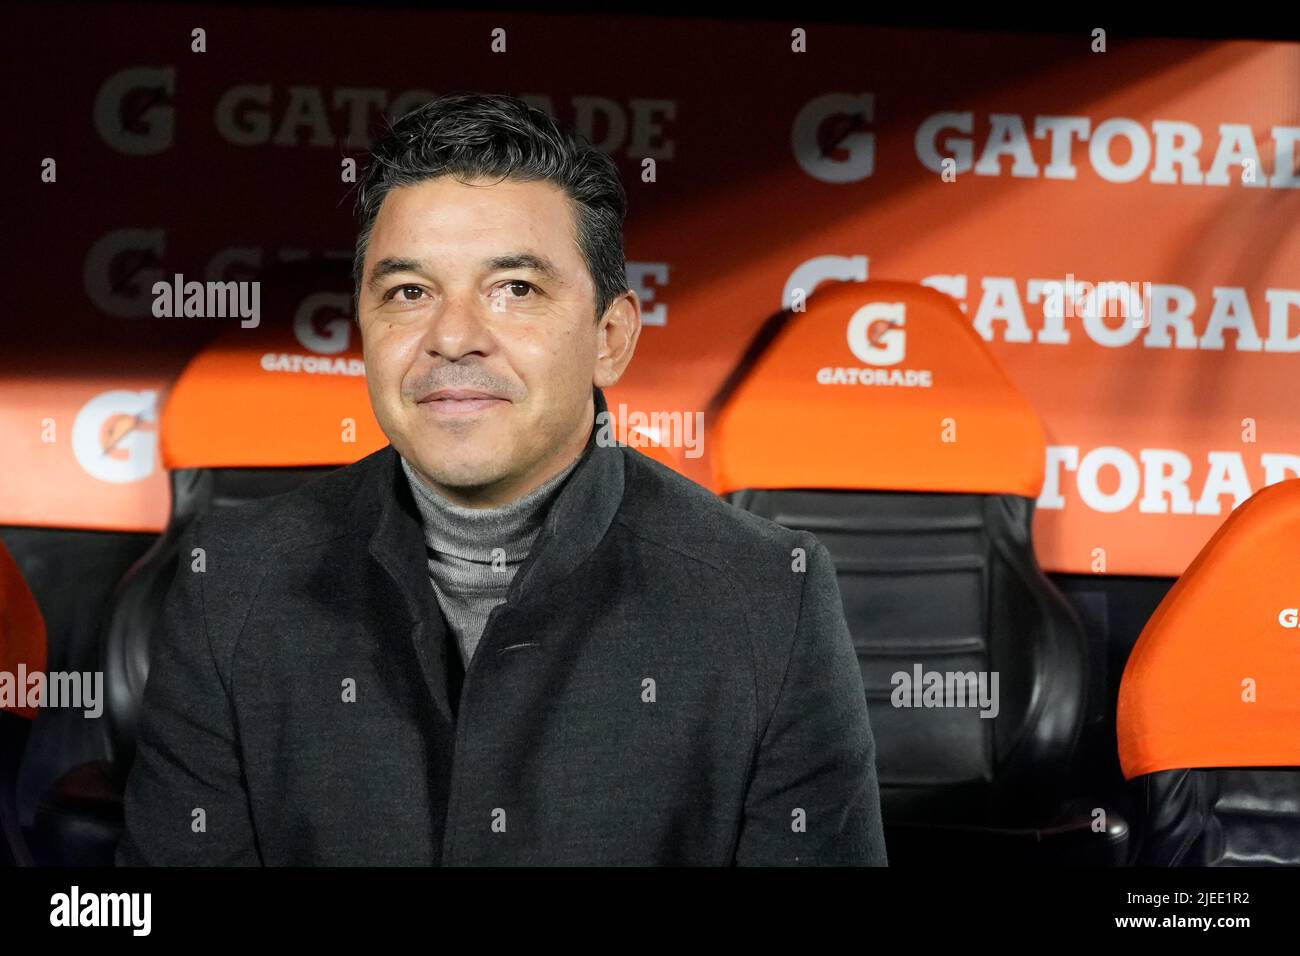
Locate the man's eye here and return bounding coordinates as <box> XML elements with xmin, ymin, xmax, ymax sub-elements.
<box><xmin>494</xmin><ymin>280</ymin><xmax>539</xmax><ymax>300</ymax></box>
<box><xmin>382</xmin><ymin>284</ymin><xmax>426</xmax><ymax>303</ymax></box>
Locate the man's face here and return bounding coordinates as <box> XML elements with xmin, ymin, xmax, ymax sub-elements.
<box><xmin>358</xmin><ymin>175</ymin><xmax>638</xmax><ymax>508</ymax></box>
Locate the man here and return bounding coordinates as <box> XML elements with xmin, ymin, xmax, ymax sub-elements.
<box><xmin>117</xmin><ymin>91</ymin><xmax>887</xmax><ymax>866</ymax></box>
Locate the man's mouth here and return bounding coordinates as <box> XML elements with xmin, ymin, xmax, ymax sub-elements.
<box><xmin>416</xmin><ymin>388</ymin><xmax>509</xmax><ymax>415</ymax></box>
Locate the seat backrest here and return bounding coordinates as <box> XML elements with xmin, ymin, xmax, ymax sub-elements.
<box><xmin>1118</xmin><ymin>478</ymin><xmax>1300</xmax><ymax>865</ymax></box>
<box><xmin>715</xmin><ymin>280</ymin><xmax>1087</xmax><ymax>823</ymax></box>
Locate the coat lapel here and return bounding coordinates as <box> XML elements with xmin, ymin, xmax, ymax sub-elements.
<box><xmin>367</xmin><ymin>449</ymin><xmax>457</xmax><ymax>726</ymax></box>
<box><xmin>493</xmin><ymin>385</ymin><xmax>625</xmax><ymax>632</ymax></box>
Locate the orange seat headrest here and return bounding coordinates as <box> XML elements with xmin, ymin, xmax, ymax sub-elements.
<box><xmin>1118</xmin><ymin>478</ymin><xmax>1300</xmax><ymax>779</ymax></box>
<box><xmin>712</xmin><ymin>281</ymin><xmax>1045</xmax><ymax>497</ymax></box>
<box><xmin>162</xmin><ymin>302</ymin><xmax>388</xmax><ymax>469</ymax></box>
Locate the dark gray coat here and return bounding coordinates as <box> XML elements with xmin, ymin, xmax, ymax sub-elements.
<box><xmin>116</xmin><ymin>387</ymin><xmax>887</xmax><ymax>865</ymax></box>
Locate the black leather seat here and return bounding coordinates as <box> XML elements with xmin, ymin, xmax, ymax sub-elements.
<box><xmin>713</xmin><ymin>281</ymin><xmax>1129</xmax><ymax>865</ymax></box>
<box><xmin>1119</xmin><ymin>478</ymin><xmax>1300</xmax><ymax>865</ymax></box>
<box><xmin>1131</xmin><ymin>770</ymin><xmax>1300</xmax><ymax>866</ymax></box>
<box><xmin>730</xmin><ymin>489</ymin><xmax>1124</xmax><ymax>862</ymax></box>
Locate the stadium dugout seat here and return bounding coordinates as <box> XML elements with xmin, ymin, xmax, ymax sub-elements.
<box><xmin>0</xmin><ymin>539</ymin><xmax>47</xmax><ymax>865</ymax></box>
<box><xmin>713</xmin><ymin>280</ymin><xmax>1129</xmax><ymax>865</ymax></box>
<box><xmin>1118</xmin><ymin>478</ymin><xmax>1300</xmax><ymax>866</ymax></box>
<box><xmin>28</xmin><ymin>264</ymin><xmax>386</xmax><ymax>866</ymax></box>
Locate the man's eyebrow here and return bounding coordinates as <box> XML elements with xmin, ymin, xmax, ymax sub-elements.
<box><xmin>483</xmin><ymin>252</ymin><xmax>563</xmax><ymax>284</ymax></box>
<box><xmin>366</xmin><ymin>252</ymin><xmax>564</xmax><ymax>293</ymax></box>
<box><xmin>366</xmin><ymin>256</ymin><xmax>427</xmax><ymax>292</ymax></box>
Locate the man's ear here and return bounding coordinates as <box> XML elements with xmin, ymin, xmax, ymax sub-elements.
<box><xmin>593</xmin><ymin>290</ymin><xmax>642</xmax><ymax>389</ymax></box>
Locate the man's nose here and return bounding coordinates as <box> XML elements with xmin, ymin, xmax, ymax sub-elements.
<box><xmin>419</xmin><ymin>292</ymin><xmax>495</xmax><ymax>360</ymax></box>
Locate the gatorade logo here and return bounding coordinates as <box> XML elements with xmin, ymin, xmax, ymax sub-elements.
<box><xmin>72</xmin><ymin>390</ymin><xmax>158</xmax><ymax>484</ymax></box>
<box><xmin>261</xmin><ymin>291</ymin><xmax>365</xmax><ymax>375</ymax></box>
<box><xmin>847</xmin><ymin>302</ymin><xmax>906</xmax><ymax>366</ymax></box>
<box><xmin>1279</xmin><ymin>608</ymin><xmax>1299</xmax><ymax>628</ymax></box>
<box><xmin>292</xmin><ymin>292</ymin><xmax>353</xmax><ymax>354</ymax></box>
<box><xmin>817</xmin><ymin>301</ymin><xmax>934</xmax><ymax>388</ymax></box>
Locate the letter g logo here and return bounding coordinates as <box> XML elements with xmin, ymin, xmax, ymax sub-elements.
<box><xmin>293</xmin><ymin>292</ymin><xmax>353</xmax><ymax>354</ymax></box>
<box><xmin>1279</xmin><ymin>608</ymin><xmax>1299</xmax><ymax>628</ymax></box>
<box><xmin>847</xmin><ymin>302</ymin><xmax>906</xmax><ymax>366</ymax></box>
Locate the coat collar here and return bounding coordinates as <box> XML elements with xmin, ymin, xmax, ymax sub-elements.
<box><xmin>365</xmin><ymin>386</ymin><xmax>625</xmax><ymax>721</ymax></box>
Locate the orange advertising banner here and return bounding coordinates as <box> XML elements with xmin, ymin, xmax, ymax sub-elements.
<box><xmin>4</xmin><ymin>4</ymin><xmax>1298</xmax><ymax>576</ymax></box>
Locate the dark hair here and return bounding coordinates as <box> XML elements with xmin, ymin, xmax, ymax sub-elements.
<box><xmin>352</xmin><ymin>91</ymin><xmax>628</xmax><ymax>322</ymax></box>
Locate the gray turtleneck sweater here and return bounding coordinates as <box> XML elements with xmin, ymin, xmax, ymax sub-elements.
<box><xmin>399</xmin><ymin>454</ymin><xmax>582</xmax><ymax>671</ymax></box>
